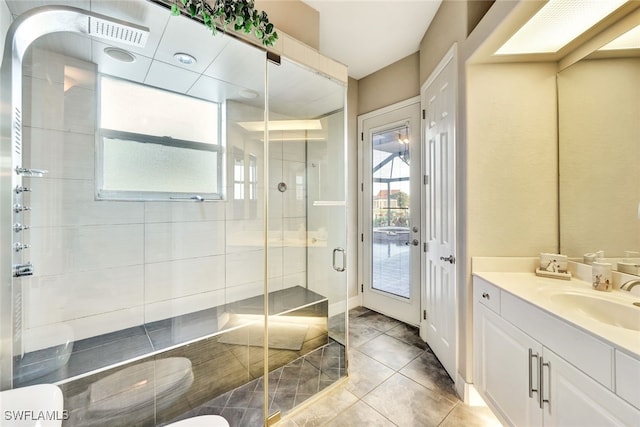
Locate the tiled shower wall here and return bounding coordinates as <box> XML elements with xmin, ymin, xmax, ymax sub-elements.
<box><xmin>20</xmin><ymin>47</ymin><xmax>308</xmax><ymax>350</ymax></box>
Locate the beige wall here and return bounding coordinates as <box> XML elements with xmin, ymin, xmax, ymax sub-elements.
<box><xmin>419</xmin><ymin>0</ymin><xmax>468</xmax><ymax>85</ymax></box>
<box><xmin>467</xmin><ymin>62</ymin><xmax>559</xmax><ymax>258</ymax></box>
<box><xmin>462</xmin><ymin>61</ymin><xmax>558</xmax><ymax>387</ymax></box>
<box><xmin>357</xmin><ymin>52</ymin><xmax>420</xmax><ymax>115</ymax></box>
<box><xmin>467</xmin><ymin>0</ymin><xmax>495</xmax><ymax>38</ymax></box>
<box><xmin>256</xmin><ymin>0</ymin><xmax>319</xmax><ymax>50</ymax></box>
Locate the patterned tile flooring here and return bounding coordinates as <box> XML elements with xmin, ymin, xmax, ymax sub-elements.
<box><xmin>164</xmin><ymin>341</ymin><xmax>346</xmax><ymax>427</ymax></box>
<box><xmin>169</xmin><ymin>307</ymin><xmax>502</xmax><ymax>427</ymax></box>
<box><xmin>279</xmin><ymin>307</ymin><xmax>503</xmax><ymax>427</ymax></box>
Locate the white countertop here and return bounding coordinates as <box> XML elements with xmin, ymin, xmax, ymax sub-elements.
<box><xmin>474</xmin><ymin>271</ymin><xmax>640</xmax><ymax>357</ymax></box>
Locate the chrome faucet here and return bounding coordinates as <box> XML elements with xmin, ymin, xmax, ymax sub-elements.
<box><xmin>620</xmin><ymin>279</ymin><xmax>640</xmax><ymax>291</ymax></box>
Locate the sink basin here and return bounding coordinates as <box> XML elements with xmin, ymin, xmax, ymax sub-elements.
<box><xmin>0</xmin><ymin>384</ymin><xmax>64</xmax><ymax>426</ymax></box>
<box><xmin>549</xmin><ymin>292</ymin><xmax>640</xmax><ymax>331</ymax></box>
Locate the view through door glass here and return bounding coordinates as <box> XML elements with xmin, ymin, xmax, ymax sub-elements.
<box><xmin>371</xmin><ymin>125</ymin><xmax>411</xmax><ymax>298</ymax></box>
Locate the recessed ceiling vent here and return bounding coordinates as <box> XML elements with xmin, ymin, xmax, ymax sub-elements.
<box><xmin>88</xmin><ymin>16</ymin><xmax>149</xmax><ymax>48</ymax></box>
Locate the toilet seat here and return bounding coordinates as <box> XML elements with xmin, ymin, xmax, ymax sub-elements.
<box><xmin>166</xmin><ymin>415</ymin><xmax>230</xmax><ymax>427</ymax></box>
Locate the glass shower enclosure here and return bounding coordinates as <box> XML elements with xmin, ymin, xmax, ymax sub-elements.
<box><xmin>0</xmin><ymin>1</ymin><xmax>347</xmax><ymax>425</ymax></box>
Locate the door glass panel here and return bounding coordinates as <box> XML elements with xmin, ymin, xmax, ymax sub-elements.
<box><xmin>266</xmin><ymin>58</ymin><xmax>347</xmax><ymax>419</ymax></box>
<box><xmin>371</xmin><ymin>125</ymin><xmax>411</xmax><ymax>298</ymax></box>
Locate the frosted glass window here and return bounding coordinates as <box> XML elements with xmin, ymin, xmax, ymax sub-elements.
<box><xmin>234</xmin><ymin>157</ymin><xmax>245</xmax><ymax>200</ymax></box>
<box><xmin>97</xmin><ymin>76</ymin><xmax>223</xmax><ymax>200</ymax></box>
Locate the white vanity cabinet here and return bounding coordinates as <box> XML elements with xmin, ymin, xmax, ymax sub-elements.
<box><xmin>473</xmin><ymin>276</ymin><xmax>640</xmax><ymax>427</ymax></box>
<box><xmin>474</xmin><ymin>301</ymin><xmax>543</xmax><ymax>426</ymax></box>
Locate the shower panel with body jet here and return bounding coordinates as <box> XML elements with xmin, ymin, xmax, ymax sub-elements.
<box><xmin>0</xmin><ymin>5</ymin><xmax>149</xmax><ymax>389</ymax></box>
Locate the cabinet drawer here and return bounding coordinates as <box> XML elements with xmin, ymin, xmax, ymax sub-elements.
<box><xmin>616</xmin><ymin>350</ymin><xmax>640</xmax><ymax>409</ymax></box>
<box><xmin>474</xmin><ymin>277</ymin><xmax>501</xmax><ymax>314</ymax></box>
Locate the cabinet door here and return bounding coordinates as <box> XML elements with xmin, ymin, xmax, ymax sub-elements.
<box><xmin>542</xmin><ymin>348</ymin><xmax>640</xmax><ymax>427</ymax></box>
<box><xmin>474</xmin><ymin>303</ymin><xmax>543</xmax><ymax>427</ymax></box>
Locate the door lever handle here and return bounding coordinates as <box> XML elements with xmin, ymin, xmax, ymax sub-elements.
<box><xmin>440</xmin><ymin>255</ymin><xmax>455</xmax><ymax>264</ymax></box>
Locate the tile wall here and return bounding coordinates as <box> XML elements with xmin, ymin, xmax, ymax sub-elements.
<box><xmin>19</xmin><ymin>46</ymin><xmax>308</xmax><ymax>350</ymax></box>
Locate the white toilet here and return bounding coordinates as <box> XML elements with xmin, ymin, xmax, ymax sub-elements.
<box><xmin>166</xmin><ymin>415</ymin><xmax>230</xmax><ymax>427</ymax></box>
<box><xmin>0</xmin><ymin>384</ymin><xmax>64</xmax><ymax>427</ymax></box>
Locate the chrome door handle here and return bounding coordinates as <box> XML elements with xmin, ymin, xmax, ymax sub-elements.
<box><xmin>440</xmin><ymin>255</ymin><xmax>455</xmax><ymax>264</ymax></box>
<box><xmin>332</xmin><ymin>247</ymin><xmax>346</xmax><ymax>272</ymax></box>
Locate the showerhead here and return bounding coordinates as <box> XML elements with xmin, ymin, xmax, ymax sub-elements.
<box><xmin>6</xmin><ymin>5</ymin><xmax>150</xmax><ymax>60</ymax></box>
<box><xmin>88</xmin><ymin>15</ymin><xmax>149</xmax><ymax>48</ymax></box>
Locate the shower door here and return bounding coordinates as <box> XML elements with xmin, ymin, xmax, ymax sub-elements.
<box><xmin>266</xmin><ymin>57</ymin><xmax>348</xmax><ymax>419</ymax></box>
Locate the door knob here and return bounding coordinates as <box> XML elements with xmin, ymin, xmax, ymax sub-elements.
<box><xmin>409</xmin><ymin>239</ymin><xmax>419</xmax><ymax>246</ymax></box>
<box><xmin>440</xmin><ymin>255</ymin><xmax>455</xmax><ymax>264</ymax></box>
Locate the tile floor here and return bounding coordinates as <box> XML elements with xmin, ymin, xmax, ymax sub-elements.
<box><xmin>278</xmin><ymin>307</ymin><xmax>502</xmax><ymax>427</ymax></box>
<box><xmin>161</xmin><ymin>340</ymin><xmax>346</xmax><ymax>427</ymax></box>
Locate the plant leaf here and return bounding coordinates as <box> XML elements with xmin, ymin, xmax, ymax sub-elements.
<box><xmin>171</xmin><ymin>4</ymin><xmax>180</xmax><ymax>15</ymax></box>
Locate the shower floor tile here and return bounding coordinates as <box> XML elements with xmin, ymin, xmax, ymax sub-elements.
<box><xmin>167</xmin><ymin>340</ymin><xmax>346</xmax><ymax>427</ymax></box>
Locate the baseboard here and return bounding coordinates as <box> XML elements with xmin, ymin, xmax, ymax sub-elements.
<box><xmin>348</xmin><ymin>294</ymin><xmax>361</xmax><ymax>311</ymax></box>
<box><xmin>456</xmin><ymin>375</ymin><xmax>486</xmax><ymax>406</ymax></box>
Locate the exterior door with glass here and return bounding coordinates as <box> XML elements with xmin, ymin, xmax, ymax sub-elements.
<box><xmin>359</xmin><ymin>98</ymin><xmax>421</xmax><ymax>325</ymax></box>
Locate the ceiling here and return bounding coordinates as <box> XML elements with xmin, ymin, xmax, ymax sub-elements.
<box><xmin>302</xmin><ymin>0</ymin><xmax>443</xmax><ymax>79</ymax></box>
<box><xmin>5</xmin><ymin>0</ymin><xmax>345</xmax><ymax>118</ymax></box>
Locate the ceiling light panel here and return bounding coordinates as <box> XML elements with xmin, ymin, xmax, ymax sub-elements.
<box><xmin>238</xmin><ymin>120</ymin><xmax>323</xmax><ymax>132</ymax></box>
<box><xmin>496</xmin><ymin>0</ymin><xmax>628</xmax><ymax>55</ymax></box>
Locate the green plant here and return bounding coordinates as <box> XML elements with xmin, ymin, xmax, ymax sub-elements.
<box><xmin>171</xmin><ymin>0</ymin><xmax>278</xmax><ymax>46</ymax></box>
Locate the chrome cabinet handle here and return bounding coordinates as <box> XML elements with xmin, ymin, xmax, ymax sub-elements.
<box><xmin>539</xmin><ymin>357</ymin><xmax>551</xmax><ymax>409</ymax></box>
<box><xmin>529</xmin><ymin>349</ymin><xmax>539</xmax><ymax>398</ymax></box>
<box><xmin>332</xmin><ymin>247</ymin><xmax>346</xmax><ymax>272</ymax></box>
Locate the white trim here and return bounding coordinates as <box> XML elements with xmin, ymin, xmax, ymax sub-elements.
<box><xmin>357</xmin><ymin>95</ymin><xmax>421</xmax><ymax>123</ymax></box>
<box><xmin>421</xmin><ymin>43</ymin><xmax>457</xmax><ymax>93</ymax></box>
<box><xmin>348</xmin><ymin>295</ymin><xmax>361</xmax><ymax>311</ymax></box>
<box><xmin>357</xmin><ymin>97</ymin><xmax>422</xmax><ymax>325</ymax></box>
<box><xmin>456</xmin><ymin>375</ymin><xmax>487</xmax><ymax>406</ymax></box>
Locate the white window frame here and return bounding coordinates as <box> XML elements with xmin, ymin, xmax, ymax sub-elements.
<box><xmin>95</xmin><ymin>75</ymin><xmax>226</xmax><ymax>201</ymax></box>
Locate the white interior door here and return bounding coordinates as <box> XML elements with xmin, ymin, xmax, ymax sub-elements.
<box><xmin>358</xmin><ymin>99</ymin><xmax>421</xmax><ymax>325</ymax></box>
<box><xmin>421</xmin><ymin>45</ymin><xmax>457</xmax><ymax>379</ymax></box>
